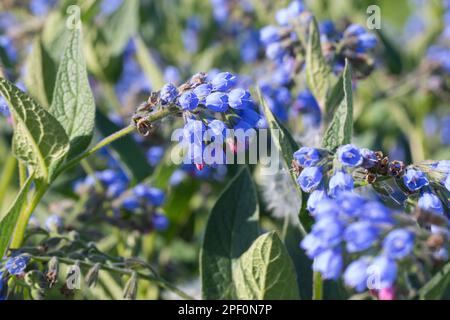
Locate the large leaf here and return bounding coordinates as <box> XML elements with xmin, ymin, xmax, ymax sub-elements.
<box><xmin>0</xmin><ymin>78</ymin><xmax>69</xmax><ymax>182</ymax></box>
<box><xmin>24</xmin><ymin>37</ymin><xmax>57</xmax><ymax>108</ymax></box>
<box><xmin>96</xmin><ymin>110</ymin><xmax>152</xmax><ymax>182</ymax></box>
<box><xmin>234</xmin><ymin>231</ymin><xmax>300</xmax><ymax>300</ymax></box>
<box><xmin>322</xmin><ymin>60</ymin><xmax>353</xmax><ymax>150</ymax></box>
<box><xmin>102</xmin><ymin>0</ymin><xmax>139</xmax><ymax>56</ymax></box>
<box><xmin>419</xmin><ymin>262</ymin><xmax>450</xmax><ymax>299</ymax></box>
<box><xmin>200</xmin><ymin>167</ymin><xmax>259</xmax><ymax>299</ymax></box>
<box><xmin>0</xmin><ymin>174</ymin><xmax>34</xmax><ymax>258</ymax></box>
<box><xmin>305</xmin><ymin>17</ymin><xmax>331</xmax><ymax>111</ymax></box>
<box><xmin>50</xmin><ymin>27</ymin><xmax>95</xmax><ymax>159</ymax></box>
<box><xmin>258</xmin><ymin>90</ymin><xmax>312</xmax><ymax>234</ymax></box>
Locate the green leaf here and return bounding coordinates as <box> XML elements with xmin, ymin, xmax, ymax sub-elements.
<box><xmin>258</xmin><ymin>90</ymin><xmax>312</xmax><ymax>234</ymax></box>
<box><xmin>96</xmin><ymin>110</ymin><xmax>153</xmax><ymax>182</ymax></box>
<box><xmin>305</xmin><ymin>17</ymin><xmax>331</xmax><ymax>110</ymax></box>
<box><xmin>322</xmin><ymin>60</ymin><xmax>353</xmax><ymax>150</ymax></box>
<box><xmin>419</xmin><ymin>262</ymin><xmax>450</xmax><ymax>299</ymax></box>
<box><xmin>24</xmin><ymin>37</ymin><xmax>57</xmax><ymax>108</ymax></box>
<box><xmin>0</xmin><ymin>78</ymin><xmax>69</xmax><ymax>182</ymax></box>
<box><xmin>102</xmin><ymin>0</ymin><xmax>139</xmax><ymax>56</ymax></box>
<box><xmin>134</xmin><ymin>35</ymin><xmax>165</xmax><ymax>90</ymax></box>
<box><xmin>0</xmin><ymin>174</ymin><xmax>34</xmax><ymax>258</ymax></box>
<box><xmin>50</xmin><ymin>27</ymin><xmax>95</xmax><ymax>159</ymax></box>
<box><xmin>234</xmin><ymin>231</ymin><xmax>300</xmax><ymax>300</ymax></box>
<box><xmin>325</xmin><ymin>74</ymin><xmax>344</xmax><ymax>121</ymax></box>
<box><xmin>200</xmin><ymin>167</ymin><xmax>259</xmax><ymax>299</ymax></box>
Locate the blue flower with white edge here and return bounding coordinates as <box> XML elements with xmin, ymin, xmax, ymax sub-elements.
<box><xmin>211</xmin><ymin>72</ymin><xmax>236</xmax><ymax>91</ymax></box>
<box><xmin>306</xmin><ymin>188</ymin><xmax>328</xmax><ymax>214</ymax></box>
<box><xmin>160</xmin><ymin>83</ymin><xmax>178</xmax><ymax>104</ymax></box>
<box><xmin>297</xmin><ymin>166</ymin><xmax>322</xmax><ymax>192</ymax></box>
<box><xmin>328</xmin><ymin>170</ymin><xmax>354</xmax><ymax>198</ymax></box>
<box><xmin>179</xmin><ymin>91</ymin><xmax>199</xmax><ymax>110</ymax></box>
<box><xmin>344</xmin><ymin>257</ymin><xmax>370</xmax><ymax>292</ymax></box>
<box><xmin>368</xmin><ymin>256</ymin><xmax>397</xmax><ymax>289</ymax></box>
<box><xmin>193</xmin><ymin>83</ymin><xmax>212</xmax><ymax>102</ymax></box>
<box><xmin>418</xmin><ymin>191</ymin><xmax>444</xmax><ymax>215</ymax></box>
<box><xmin>152</xmin><ymin>213</ymin><xmax>169</xmax><ymax>231</ymax></box>
<box><xmin>205</xmin><ymin>92</ymin><xmax>229</xmax><ymax>112</ymax></box>
<box><xmin>228</xmin><ymin>88</ymin><xmax>253</xmax><ymax>109</ymax></box>
<box><xmin>344</xmin><ymin>221</ymin><xmax>379</xmax><ymax>253</ymax></box>
<box><xmin>294</xmin><ymin>147</ymin><xmax>321</xmax><ymax>167</ymax></box>
<box><xmin>260</xmin><ymin>25</ymin><xmax>280</xmax><ymax>45</ymax></box>
<box><xmin>313</xmin><ymin>248</ymin><xmax>343</xmax><ymax>280</ymax></box>
<box><xmin>383</xmin><ymin>229</ymin><xmax>414</xmax><ymax>260</ymax></box>
<box><xmin>337</xmin><ymin>144</ymin><xmax>363</xmax><ymax>167</ymax></box>
<box><xmin>5</xmin><ymin>255</ymin><xmax>30</xmax><ymax>275</ymax></box>
<box><xmin>403</xmin><ymin>168</ymin><xmax>429</xmax><ymax>191</ymax></box>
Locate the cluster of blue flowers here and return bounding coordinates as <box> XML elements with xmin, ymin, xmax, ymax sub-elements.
<box><xmin>0</xmin><ymin>254</ymin><xmax>30</xmax><ymax>298</ymax></box>
<box><xmin>293</xmin><ymin>144</ymin><xmax>449</xmax><ymax>294</ymax></box>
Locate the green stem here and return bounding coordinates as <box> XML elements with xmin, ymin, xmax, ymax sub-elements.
<box><xmin>10</xmin><ymin>185</ymin><xmax>48</xmax><ymax>249</ymax></box>
<box><xmin>313</xmin><ymin>271</ymin><xmax>323</xmax><ymax>300</ymax></box>
<box><xmin>0</xmin><ymin>155</ymin><xmax>16</xmax><ymax>207</ymax></box>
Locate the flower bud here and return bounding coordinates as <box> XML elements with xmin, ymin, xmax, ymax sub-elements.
<box><xmin>85</xmin><ymin>263</ymin><xmax>101</xmax><ymax>288</ymax></box>
<box><xmin>46</xmin><ymin>256</ymin><xmax>59</xmax><ymax>288</ymax></box>
<box><xmin>123</xmin><ymin>272</ymin><xmax>138</xmax><ymax>300</ymax></box>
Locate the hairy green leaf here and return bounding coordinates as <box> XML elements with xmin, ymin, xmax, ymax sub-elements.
<box><xmin>0</xmin><ymin>78</ymin><xmax>69</xmax><ymax>182</ymax></box>
<box><xmin>24</xmin><ymin>37</ymin><xmax>57</xmax><ymax>108</ymax></box>
<box><xmin>419</xmin><ymin>262</ymin><xmax>450</xmax><ymax>299</ymax></box>
<box><xmin>305</xmin><ymin>17</ymin><xmax>331</xmax><ymax>110</ymax></box>
<box><xmin>322</xmin><ymin>60</ymin><xmax>353</xmax><ymax>150</ymax></box>
<box><xmin>50</xmin><ymin>27</ymin><xmax>95</xmax><ymax>159</ymax></box>
<box><xmin>200</xmin><ymin>167</ymin><xmax>259</xmax><ymax>299</ymax></box>
<box><xmin>0</xmin><ymin>174</ymin><xmax>34</xmax><ymax>258</ymax></box>
<box><xmin>234</xmin><ymin>231</ymin><xmax>300</xmax><ymax>300</ymax></box>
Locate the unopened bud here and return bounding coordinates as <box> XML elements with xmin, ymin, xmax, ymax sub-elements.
<box><xmin>46</xmin><ymin>257</ymin><xmax>59</xmax><ymax>288</ymax></box>
<box><xmin>123</xmin><ymin>272</ymin><xmax>138</xmax><ymax>300</ymax></box>
<box><xmin>85</xmin><ymin>263</ymin><xmax>101</xmax><ymax>288</ymax></box>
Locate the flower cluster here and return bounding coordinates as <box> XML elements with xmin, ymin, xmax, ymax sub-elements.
<box><xmin>293</xmin><ymin>144</ymin><xmax>449</xmax><ymax>295</ymax></box>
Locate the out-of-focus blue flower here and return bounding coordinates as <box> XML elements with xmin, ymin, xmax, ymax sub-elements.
<box><xmin>260</xmin><ymin>25</ymin><xmax>280</xmax><ymax>45</ymax></box>
<box><xmin>0</xmin><ymin>35</ymin><xmax>17</xmax><ymax>63</ymax></box>
<box><xmin>0</xmin><ymin>96</ymin><xmax>10</xmax><ymax>117</ymax></box>
<box><xmin>0</xmin><ymin>271</ymin><xmax>7</xmax><ymax>300</ymax></box>
<box><xmin>294</xmin><ymin>147</ymin><xmax>321</xmax><ymax>167</ymax></box>
<box><xmin>122</xmin><ymin>197</ymin><xmax>140</xmax><ymax>211</ymax></box>
<box><xmin>152</xmin><ymin>213</ymin><xmax>169</xmax><ymax>231</ymax></box>
<box><xmin>160</xmin><ymin>83</ymin><xmax>178</xmax><ymax>104</ymax></box>
<box><xmin>313</xmin><ymin>248</ymin><xmax>343</xmax><ymax>280</ymax></box>
<box><xmin>205</xmin><ymin>92</ymin><xmax>229</xmax><ymax>112</ymax></box>
<box><xmin>169</xmin><ymin>169</ymin><xmax>187</xmax><ymax>186</ymax></box>
<box><xmin>29</xmin><ymin>0</ymin><xmax>57</xmax><ymax>16</ymax></box>
<box><xmin>383</xmin><ymin>229</ymin><xmax>414</xmax><ymax>260</ymax></box>
<box><xmin>343</xmin><ymin>24</ymin><xmax>377</xmax><ymax>53</ymax></box>
<box><xmin>369</xmin><ymin>256</ymin><xmax>397</xmax><ymax>289</ymax></box>
<box><xmin>133</xmin><ymin>184</ymin><xmax>166</xmax><ymax>207</ymax></box>
<box><xmin>265</xmin><ymin>42</ymin><xmax>285</xmax><ymax>61</ymax></box>
<box><xmin>336</xmin><ymin>192</ymin><xmax>364</xmax><ymax>218</ymax></box>
<box><xmin>228</xmin><ymin>88</ymin><xmax>252</xmax><ymax>109</ymax></box>
<box><xmin>426</xmin><ymin>46</ymin><xmax>450</xmax><ymax>73</ymax></box>
<box><xmin>328</xmin><ymin>170</ymin><xmax>354</xmax><ymax>197</ymax></box>
<box><xmin>239</xmin><ymin>29</ymin><xmax>260</xmax><ymax>63</ymax></box>
<box><xmin>164</xmin><ymin>66</ymin><xmax>181</xmax><ymax>85</ymax></box>
<box><xmin>337</xmin><ymin>144</ymin><xmax>363</xmax><ymax>167</ymax></box>
<box><xmin>179</xmin><ymin>91</ymin><xmax>199</xmax><ymax>110</ymax></box>
<box><xmin>344</xmin><ymin>257</ymin><xmax>370</xmax><ymax>292</ymax></box>
<box><xmin>100</xmin><ymin>0</ymin><xmax>123</xmax><ymax>16</ymax></box>
<box><xmin>45</xmin><ymin>215</ymin><xmax>63</xmax><ymax>233</ymax></box>
<box><xmin>403</xmin><ymin>168</ymin><xmax>429</xmax><ymax>191</ymax></box>
<box><xmin>306</xmin><ymin>188</ymin><xmax>328</xmax><ymax>213</ymax></box>
<box><xmin>210</xmin><ymin>0</ymin><xmax>230</xmax><ymax>24</ymax></box>
<box><xmin>418</xmin><ymin>191</ymin><xmax>444</xmax><ymax>215</ymax></box>
<box><xmin>211</xmin><ymin>72</ymin><xmax>237</xmax><ymax>91</ymax></box>
<box><xmin>146</xmin><ymin>146</ymin><xmax>165</xmax><ymax>167</ymax></box>
<box><xmin>344</xmin><ymin>221</ymin><xmax>379</xmax><ymax>253</ymax></box>
<box><xmin>297</xmin><ymin>166</ymin><xmax>322</xmax><ymax>192</ymax></box>
<box><xmin>445</xmin><ymin>174</ymin><xmax>450</xmax><ymax>192</ymax></box>
<box><xmin>361</xmin><ymin>201</ymin><xmax>392</xmax><ymax>224</ymax></box>
<box><xmin>441</xmin><ymin>115</ymin><xmax>450</xmax><ymax>145</ymax></box>
<box><xmin>5</xmin><ymin>255</ymin><xmax>30</xmax><ymax>275</ymax></box>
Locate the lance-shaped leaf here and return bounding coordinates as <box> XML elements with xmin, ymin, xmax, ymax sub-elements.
<box><xmin>0</xmin><ymin>78</ymin><xmax>69</xmax><ymax>182</ymax></box>
<box><xmin>305</xmin><ymin>17</ymin><xmax>331</xmax><ymax>111</ymax></box>
<box><xmin>0</xmin><ymin>174</ymin><xmax>34</xmax><ymax>258</ymax></box>
<box><xmin>200</xmin><ymin>167</ymin><xmax>259</xmax><ymax>299</ymax></box>
<box><xmin>322</xmin><ymin>60</ymin><xmax>353</xmax><ymax>150</ymax></box>
<box><xmin>50</xmin><ymin>27</ymin><xmax>95</xmax><ymax>159</ymax></box>
<box><xmin>419</xmin><ymin>262</ymin><xmax>450</xmax><ymax>299</ymax></box>
<box><xmin>258</xmin><ymin>90</ymin><xmax>312</xmax><ymax>234</ymax></box>
<box><xmin>234</xmin><ymin>231</ymin><xmax>300</xmax><ymax>300</ymax></box>
<box><xmin>24</xmin><ymin>37</ymin><xmax>56</xmax><ymax>108</ymax></box>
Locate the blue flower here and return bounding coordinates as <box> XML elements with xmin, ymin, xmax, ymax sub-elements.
<box><xmin>160</xmin><ymin>83</ymin><xmax>178</xmax><ymax>104</ymax></box>
<box><xmin>163</xmin><ymin>66</ymin><xmax>181</xmax><ymax>84</ymax></box>
<box><xmin>312</xmin><ymin>216</ymin><xmax>344</xmax><ymax>247</ymax></box>
<box><xmin>344</xmin><ymin>258</ymin><xmax>370</xmax><ymax>292</ymax></box>
<box><xmin>237</xmin><ymin>108</ymin><xmax>261</xmax><ymax>128</ymax></box>
<box><xmin>211</xmin><ymin>72</ymin><xmax>236</xmax><ymax>91</ymax></box>
<box><xmin>360</xmin><ymin>201</ymin><xmax>393</xmax><ymax>224</ymax></box>
<box><xmin>297</xmin><ymin>166</ymin><xmax>322</xmax><ymax>192</ymax></box>
<box><xmin>336</xmin><ymin>192</ymin><xmax>365</xmax><ymax>218</ymax></box>
<box><xmin>134</xmin><ymin>185</ymin><xmax>166</xmax><ymax>207</ymax></box>
<box><xmin>0</xmin><ymin>35</ymin><xmax>17</xmax><ymax>63</ymax></box>
<box><xmin>313</xmin><ymin>199</ymin><xmax>340</xmax><ymax>220</ymax></box>
<box><xmin>122</xmin><ymin>196</ymin><xmax>140</xmax><ymax>211</ymax></box>
<box><xmin>45</xmin><ymin>215</ymin><xmax>63</xmax><ymax>233</ymax></box>
<box><xmin>328</xmin><ymin>170</ymin><xmax>354</xmax><ymax>197</ymax></box>
<box><xmin>344</xmin><ymin>221</ymin><xmax>379</xmax><ymax>253</ymax></box>
<box><xmin>313</xmin><ymin>248</ymin><xmax>343</xmax><ymax>280</ymax></box>
<box><xmin>146</xmin><ymin>146</ymin><xmax>164</xmax><ymax>166</ymax></box>
<box><xmin>294</xmin><ymin>147</ymin><xmax>321</xmax><ymax>167</ymax></box>
<box><xmin>179</xmin><ymin>91</ymin><xmax>199</xmax><ymax>110</ymax></box>
<box><xmin>306</xmin><ymin>188</ymin><xmax>328</xmax><ymax>214</ymax></box>
<box><xmin>344</xmin><ymin>24</ymin><xmax>366</xmax><ymax>37</ymax></box>
<box><xmin>5</xmin><ymin>255</ymin><xmax>30</xmax><ymax>275</ymax></box>
<box><xmin>205</xmin><ymin>92</ymin><xmax>229</xmax><ymax>112</ymax></box>
<box><xmin>275</xmin><ymin>8</ymin><xmax>289</xmax><ymax>26</ymax></box>
<box><xmin>192</xmin><ymin>84</ymin><xmax>212</xmax><ymax>104</ymax></box>
<box><xmin>403</xmin><ymin>168</ymin><xmax>429</xmax><ymax>191</ymax></box>
<box><xmin>228</xmin><ymin>88</ymin><xmax>253</xmax><ymax>109</ymax></box>
<box><xmin>0</xmin><ymin>271</ymin><xmax>7</xmax><ymax>300</ymax></box>
<box><xmin>361</xmin><ymin>148</ymin><xmax>378</xmax><ymax>169</ymax></box>
<box><xmin>369</xmin><ymin>256</ymin><xmax>397</xmax><ymax>289</ymax></box>
<box><xmin>337</xmin><ymin>144</ymin><xmax>363</xmax><ymax>167</ymax></box>
<box><xmin>300</xmin><ymin>233</ymin><xmax>323</xmax><ymax>258</ymax></box>
<box><xmin>152</xmin><ymin>213</ymin><xmax>169</xmax><ymax>231</ymax></box>
<box><xmin>99</xmin><ymin>0</ymin><xmax>123</xmax><ymax>16</ymax></box>
<box><xmin>260</xmin><ymin>25</ymin><xmax>280</xmax><ymax>45</ymax></box>
<box><xmin>445</xmin><ymin>174</ymin><xmax>450</xmax><ymax>192</ymax></box>
<box><xmin>265</xmin><ymin>42</ymin><xmax>285</xmax><ymax>61</ymax></box>
<box><xmin>29</xmin><ymin>0</ymin><xmax>56</xmax><ymax>16</ymax></box>
<box><xmin>418</xmin><ymin>191</ymin><xmax>444</xmax><ymax>215</ymax></box>
<box><xmin>383</xmin><ymin>229</ymin><xmax>414</xmax><ymax>260</ymax></box>
<box><xmin>356</xmin><ymin>33</ymin><xmax>377</xmax><ymax>52</ymax></box>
